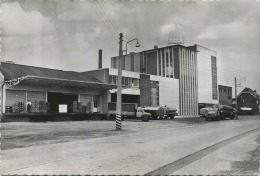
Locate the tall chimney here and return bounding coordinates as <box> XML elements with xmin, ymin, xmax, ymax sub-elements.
<box><xmin>98</xmin><ymin>49</ymin><xmax>102</xmax><ymax>69</ymax></box>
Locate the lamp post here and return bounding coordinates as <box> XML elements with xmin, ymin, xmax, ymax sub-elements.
<box><xmin>235</xmin><ymin>77</ymin><xmax>246</xmax><ymax>118</ymax></box>
<box><xmin>116</xmin><ymin>33</ymin><xmax>140</xmax><ymax>130</ymax></box>
<box><xmin>124</xmin><ymin>38</ymin><xmax>140</xmax><ymax>55</ymax></box>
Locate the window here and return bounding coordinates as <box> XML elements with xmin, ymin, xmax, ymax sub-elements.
<box><xmin>109</xmin><ymin>75</ymin><xmax>117</xmax><ymax>84</ymax></box>
<box><xmin>132</xmin><ymin>79</ymin><xmax>139</xmax><ymax>88</ymax></box>
<box><xmin>162</xmin><ymin>50</ymin><xmax>165</xmax><ymax>77</ymax></box>
<box><xmin>150</xmin><ymin>81</ymin><xmax>159</xmax><ymax>106</ymax></box>
<box><xmin>211</xmin><ymin>56</ymin><xmax>218</xmax><ymax>99</ymax></box>
<box><xmin>228</xmin><ymin>89</ymin><xmax>231</xmax><ymax>99</ymax></box>
<box><xmin>93</xmin><ymin>95</ymin><xmax>100</xmax><ymax>108</ymax></box>
<box><xmin>220</xmin><ymin>88</ymin><xmax>222</xmax><ymax>93</ymax></box>
<box><xmin>158</xmin><ymin>51</ymin><xmax>162</xmax><ymax>76</ymax></box>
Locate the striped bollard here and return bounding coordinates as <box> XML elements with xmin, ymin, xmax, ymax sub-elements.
<box><xmin>116</xmin><ymin>113</ymin><xmax>122</xmax><ymax>130</ymax></box>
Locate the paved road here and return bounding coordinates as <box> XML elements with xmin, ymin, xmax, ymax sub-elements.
<box><xmin>2</xmin><ymin>116</ymin><xmax>259</xmax><ymax>175</ymax></box>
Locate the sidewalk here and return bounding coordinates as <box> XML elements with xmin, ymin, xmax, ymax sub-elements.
<box><xmin>172</xmin><ymin>131</ymin><xmax>259</xmax><ymax>175</ymax></box>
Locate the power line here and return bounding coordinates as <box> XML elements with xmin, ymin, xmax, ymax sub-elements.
<box><xmin>96</xmin><ymin>1</ymin><xmax>121</xmax><ymax>34</ymax></box>
<box><xmin>87</xmin><ymin>1</ymin><xmax>118</xmax><ymax>43</ymax></box>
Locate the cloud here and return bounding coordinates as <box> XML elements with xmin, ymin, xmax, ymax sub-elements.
<box><xmin>2</xmin><ymin>1</ymin><xmax>54</xmax><ymax>36</ymax></box>
<box><xmin>160</xmin><ymin>23</ymin><xmax>177</xmax><ymax>35</ymax></box>
<box><xmin>196</xmin><ymin>20</ymin><xmax>256</xmax><ymax>40</ymax></box>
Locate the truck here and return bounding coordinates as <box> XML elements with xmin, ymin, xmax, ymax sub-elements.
<box><xmin>205</xmin><ymin>105</ymin><xmax>237</xmax><ymax>121</ymax></box>
<box><xmin>142</xmin><ymin>106</ymin><xmax>177</xmax><ymax>120</ymax></box>
<box><xmin>199</xmin><ymin>107</ymin><xmax>211</xmax><ymax>118</ymax></box>
<box><xmin>107</xmin><ymin>102</ymin><xmax>151</xmax><ymax>122</ymax></box>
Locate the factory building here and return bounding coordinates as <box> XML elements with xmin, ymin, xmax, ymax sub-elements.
<box><xmin>89</xmin><ymin>44</ymin><xmax>218</xmax><ymax>116</ymax></box>
<box><xmin>0</xmin><ymin>44</ymin><xmax>218</xmax><ymax>119</ymax></box>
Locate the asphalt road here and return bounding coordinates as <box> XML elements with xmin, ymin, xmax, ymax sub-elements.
<box><xmin>1</xmin><ymin>116</ymin><xmax>259</xmax><ymax>175</ymax></box>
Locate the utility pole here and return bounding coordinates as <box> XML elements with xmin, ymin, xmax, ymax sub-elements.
<box><xmin>235</xmin><ymin>77</ymin><xmax>237</xmax><ymax>111</ymax></box>
<box><xmin>116</xmin><ymin>33</ymin><xmax>123</xmax><ymax>130</ymax></box>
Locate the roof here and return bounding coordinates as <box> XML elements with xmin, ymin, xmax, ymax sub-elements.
<box><xmin>238</xmin><ymin>87</ymin><xmax>260</xmax><ymax>99</ymax></box>
<box><xmin>0</xmin><ymin>62</ymin><xmax>101</xmax><ymax>83</ymax></box>
<box><xmin>0</xmin><ymin>62</ymin><xmax>117</xmax><ymax>90</ymax></box>
<box><xmin>218</xmin><ymin>85</ymin><xmax>232</xmax><ymax>89</ymax></box>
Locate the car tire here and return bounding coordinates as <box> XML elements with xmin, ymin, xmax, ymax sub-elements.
<box><xmin>142</xmin><ymin>116</ymin><xmax>148</xmax><ymax>122</ymax></box>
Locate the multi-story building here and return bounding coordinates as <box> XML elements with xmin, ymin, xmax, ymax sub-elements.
<box><xmin>218</xmin><ymin>85</ymin><xmax>232</xmax><ymax>105</ymax></box>
<box><xmin>84</xmin><ymin>68</ymin><xmax>180</xmax><ymax>112</ymax></box>
<box><xmin>100</xmin><ymin>44</ymin><xmax>218</xmax><ymax>116</ymax></box>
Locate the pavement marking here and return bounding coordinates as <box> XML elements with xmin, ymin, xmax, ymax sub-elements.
<box><xmin>145</xmin><ymin>128</ymin><xmax>259</xmax><ymax>176</ymax></box>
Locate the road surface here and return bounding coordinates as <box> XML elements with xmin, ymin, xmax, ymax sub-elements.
<box><xmin>1</xmin><ymin>116</ymin><xmax>259</xmax><ymax>175</ymax></box>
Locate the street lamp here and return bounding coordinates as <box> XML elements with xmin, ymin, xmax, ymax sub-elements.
<box><xmin>235</xmin><ymin>77</ymin><xmax>246</xmax><ymax>117</ymax></box>
<box><xmin>123</xmin><ymin>38</ymin><xmax>140</xmax><ymax>55</ymax></box>
<box><xmin>116</xmin><ymin>33</ymin><xmax>140</xmax><ymax>130</ymax></box>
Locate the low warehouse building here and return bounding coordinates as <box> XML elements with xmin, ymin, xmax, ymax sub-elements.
<box><xmin>0</xmin><ymin>62</ymin><xmax>116</xmax><ymax>121</ymax></box>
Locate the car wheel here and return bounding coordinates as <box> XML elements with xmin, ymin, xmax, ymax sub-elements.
<box><xmin>142</xmin><ymin>116</ymin><xmax>148</xmax><ymax>122</ymax></box>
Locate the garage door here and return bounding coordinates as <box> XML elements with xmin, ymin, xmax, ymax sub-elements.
<box><xmin>80</xmin><ymin>94</ymin><xmax>92</xmax><ymax>106</ymax></box>
<box><xmin>6</xmin><ymin>90</ymin><xmax>26</xmax><ymax>106</ymax></box>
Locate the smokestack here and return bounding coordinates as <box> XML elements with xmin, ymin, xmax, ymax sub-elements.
<box><xmin>98</xmin><ymin>49</ymin><xmax>102</xmax><ymax>69</ymax></box>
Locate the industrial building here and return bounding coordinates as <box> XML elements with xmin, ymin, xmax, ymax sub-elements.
<box><xmin>0</xmin><ymin>62</ymin><xmax>116</xmax><ymax>121</ymax></box>
<box><xmin>88</xmin><ymin>44</ymin><xmax>218</xmax><ymax>116</ymax></box>
<box><xmin>0</xmin><ymin>44</ymin><xmax>219</xmax><ymax>119</ymax></box>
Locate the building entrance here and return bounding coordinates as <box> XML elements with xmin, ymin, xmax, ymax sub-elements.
<box><xmin>47</xmin><ymin>92</ymin><xmax>78</xmax><ymax>113</ymax></box>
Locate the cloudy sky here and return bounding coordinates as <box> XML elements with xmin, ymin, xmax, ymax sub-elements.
<box><xmin>1</xmin><ymin>0</ymin><xmax>259</xmax><ymax>94</ymax></box>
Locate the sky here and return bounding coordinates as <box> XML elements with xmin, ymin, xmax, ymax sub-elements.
<box><xmin>1</xmin><ymin>0</ymin><xmax>259</xmax><ymax>95</ymax></box>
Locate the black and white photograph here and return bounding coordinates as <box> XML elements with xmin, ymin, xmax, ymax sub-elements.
<box><xmin>1</xmin><ymin>0</ymin><xmax>259</xmax><ymax>175</ymax></box>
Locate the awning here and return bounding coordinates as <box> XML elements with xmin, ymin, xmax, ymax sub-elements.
<box><xmin>5</xmin><ymin>75</ymin><xmax>117</xmax><ymax>91</ymax></box>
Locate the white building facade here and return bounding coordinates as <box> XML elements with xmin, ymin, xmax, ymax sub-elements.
<box><xmin>90</xmin><ymin>44</ymin><xmax>218</xmax><ymax>116</ymax></box>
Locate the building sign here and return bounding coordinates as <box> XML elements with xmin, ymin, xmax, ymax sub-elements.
<box><xmin>59</xmin><ymin>104</ymin><xmax>68</xmax><ymax>113</ymax></box>
<box><xmin>168</xmin><ymin>37</ymin><xmax>185</xmax><ymax>45</ymax></box>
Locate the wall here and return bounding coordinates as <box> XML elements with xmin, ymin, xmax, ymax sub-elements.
<box><xmin>197</xmin><ymin>45</ymin><xmax>218</xmax><ymax>105</ymax></box>
<box><xmin>179</xmin><ymin>47</ymin><xmax>198</xmax><ymax>116</ymax></box>
<box><xmin>218</xmin><ymin>85</ymin><xmax>232</xmax><ymax>105</ymax></box>
<box><xmin>0</xmin><ymin>72</ymin><xmax>4</xmax><ymax>115</ymax></box>
<box><xmin>109</xmin><ymin>68</ymin><xmax>140</xmax><ymax>79</ymax></box>
<box><xmin>145</xmin><ymin>51</ymin><xmax>157</xmax><ymax>75</ymax></box>
<box><xmin>150</xmin><ymin>75</ymin><xmax>179</xmax><ymax>112</ymax></box>
<box><xmin>4</xmin><ymin>83</ymin><xmax>108</xmax><ymax>113</ymax></box>
<box><xmin>139</xmin><ymin>74</ymin><xmax>150</xmax><ymax>107</ymax></box>
<box><xmin>83</xmin><ymin>69</ymin><xmax>109</xmax><ymax>84</ymax></box>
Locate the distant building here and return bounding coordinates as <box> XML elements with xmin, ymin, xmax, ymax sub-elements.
<box><xmin>237</xmin><ymin>87</ymin><xmax>260</xmax><ymax>114</ymax></box>
<box><xmin>218</xmin><ymin>85</ymin><xmax>232</xmax><ymax>105</ymax></box>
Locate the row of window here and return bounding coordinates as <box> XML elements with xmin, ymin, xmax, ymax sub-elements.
<box><xmin>158</xmin><ymin>48</ymin><xmax>174</xmax><ymax>78</ymax></box>
<box><xmin>109</xmin><ymin>75</ymin><xmax>139</xmax><ymax>88</ymax></box>
<box><xmin>219</xmin><ymin>88</ymin><xmax>232</xmax><ymax>99</ymax></box>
